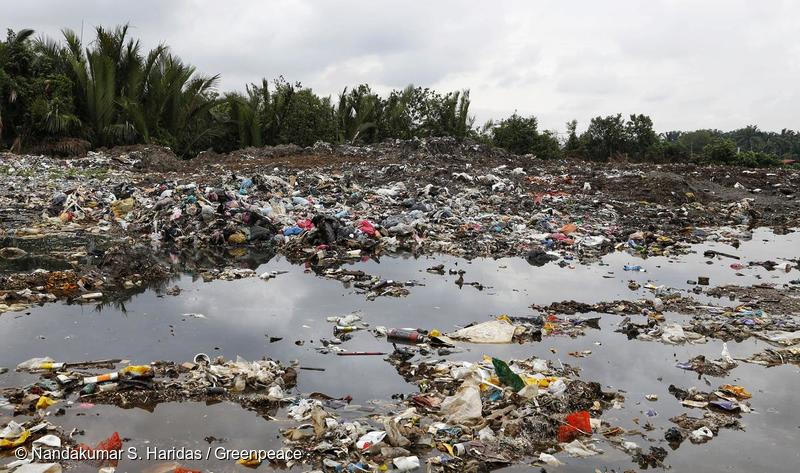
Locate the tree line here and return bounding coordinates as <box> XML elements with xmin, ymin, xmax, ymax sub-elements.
<box><xmin>1</xmin><ymin>26</ymin><xmax>798</xmax><ymax>168</ymax></box>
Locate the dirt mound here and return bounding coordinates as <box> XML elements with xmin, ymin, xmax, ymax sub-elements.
<box><xmin>24</xmin><ymin>138</ymin><xmax>92</xmax><ymax>158</ymax></box>
<box><xmin>106</xmin><ymin>144</ymin><xmax>185</xmax><ymax>172</ymax></box>
<box><xmin>99</xmin><ymin>243</ymin><xmax>171</xmax><ymax>282</ymax></box>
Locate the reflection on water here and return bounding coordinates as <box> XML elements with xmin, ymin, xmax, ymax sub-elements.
<box><xmin>1</xmin><ymin>228</ymin><xmax>798</xmax><ymax>472</ymax></box>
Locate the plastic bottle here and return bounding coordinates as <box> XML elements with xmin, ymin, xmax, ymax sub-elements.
<box><xmin>387</xmin><ymin>328</ymin><xmax>427</xmax><ymax>344</ymax></box>
<box><xmin>82</xmin><ymin>372</ymin><xmax>119</xmax><ymax>385</ymax></box>
<box><xmin>16</xmin><ymin>358</ymin><xmax>64</xmax><ymax>371</ymax></box>
<box><xmin>334</xmin><ymin>326</ymin><xmax>361</xmax><ymax>335</ymax></box>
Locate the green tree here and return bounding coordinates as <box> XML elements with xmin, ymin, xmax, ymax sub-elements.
<box><xmin>336</xmin><ymin>84</ymin><xmax>380</xmax><ymax>143</ymax></box>
<box><xmin>491</xmin><ymin>113</ymin><xmax>538</xmax><ymax>154</ymax></box>
<box><xmin>490</xmin><ymin>113</ymin><xmax>561</xmax><ymax>159</ymax></box>
<box><xmin>702</xmin><ymin>138</ymin><xmax>737</xmax><ymax>164</ymax></box>
<box><xmin>422</xmin><ymin>89</ymin><xmax>473</xmax><ymax>139</ymax></box>
<box><xmin>625</xmin><ymin>114</ymin><xmax>658</xmax><ymax>159</ymax></box>
<box><xmin>565</xmin><ymin>119</ymin><xmax>580</xmax><ymax>152</ymax></box>
<box><xmin>677</xmin><ymin>129</ymin><xmax>720</xmax><ymax>159</ymax></box>
<box><xmin>581</xmin><ymin>114</ymin><xmax>627</xmax><ymax>161</ymax></box>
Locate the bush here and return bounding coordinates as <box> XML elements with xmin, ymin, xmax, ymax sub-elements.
<box><xmin>489</xmin><ymin>113</ymin><xmax>560</xmax><ymax>158</ymax></box>
<box><xmin>734</xmin><ymin>150</ymin><xmax>781</xmax><ymax>168</ymax></box>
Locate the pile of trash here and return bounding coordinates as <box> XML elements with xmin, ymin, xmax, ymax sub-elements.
<box><xmin>3</xmin><ymin>355</ymin><xmax>296</xmax><ymax>416</ymax></box>
<box><xmin>277</xmin><ymin>352</ymin><xmax>630</xmax><ymax>471</ymax></box>
<box><xmin>3</xmin><ymin>138</ymin><xmax>798</xmax><ymax>312</ymax></box>
<box><xmin>0</xmin><ymin>243</ymin><xmax>171</xmax><ymax>314</ymax></box>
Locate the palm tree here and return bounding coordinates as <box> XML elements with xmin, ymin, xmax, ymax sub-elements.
<box><xmin>0</xmin><ymin>28</ymin><xmax>35</xmax><ymax>147</ymax></box>
<box><xmin>336</xmin><ymin>85</ymin><xmax>379</xmax><ymax>143</ymax></box>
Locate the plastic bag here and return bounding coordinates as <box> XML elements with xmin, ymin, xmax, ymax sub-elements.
<box><xmin>492</xmin><ymin>358</ymin><xmax>524</xmax><ymax>392</ymax></box>
<box><xmin>557</xmin><ymin>411</ymin><xmax>592</xmax><ymax>442</ymax></box>
<box><xmin>562</xmin><ymin>439</ymin><xmax>602</xmax><ymax>457</ymax></box>
<box><xmin>538</xmin><ymin>452</ymin><xmax>563</xmax><ymax>466</ymax></box>
<box><xmin>393</xmin><ymin>456</ymin><xmax>420</xmax><ymax>471</ymax></box>
<box><xmin>548</xmin><ymin>379</ymin><xmax>567</xmax><ymax>397</ymax></box>
<box><xmin>440</xmin><ymin>382</ymin><xmax>482</xmax><ymax>425</ymax></box>
<box><xmin>36</xmin><ymin>396</ymin><xmax>58</xmax><ymax>410</ymax></box>
<box><xmin>16</xmin><ymin>357</ymin><xmax>62</xmax><ymax>371</ymax></box>
<box><xmin>720</xmin><ymin>384</ymin><xmax>751</xmax><ymax>399</ymax></box>
<box><xmin>384</xmin><ymin>418</ymin><xmax>411</xmax><ymax>447</ymax></box>
<box><xmin>0</xmin><ymin>429</ymin><xmax>30</xmax><ymax>449</ymax></box>
<box><xmin>448</xmin><ymin>320</ymin><xmax>517</xmax><ymax>343</ymax></box>
<box><xmin>661</xmin><ymin>323</ymin><xmax>686</xmax><ymax>344</ymax></box>
<box><xmin>356</xmin><ymin>431</ymin><xmax>387</xmax><ymax>450</ymax></box>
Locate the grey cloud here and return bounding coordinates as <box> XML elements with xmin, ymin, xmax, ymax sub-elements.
<box><xmin>3</xmin><ymin>0</ymin><xmax>799</xmax><ymax>132</ymax></box>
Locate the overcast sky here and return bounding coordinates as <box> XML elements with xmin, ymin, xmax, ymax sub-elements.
<box><xmin>5</xmin><ymin>0</ymin><xmax>799</xmax><ymax>133</ymax></box>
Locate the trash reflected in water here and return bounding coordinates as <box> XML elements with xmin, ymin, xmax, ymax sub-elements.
<box><xmin>1</xmin><ymin>228</ymin><xmax>799</xmax><ymax>472</ymax></box>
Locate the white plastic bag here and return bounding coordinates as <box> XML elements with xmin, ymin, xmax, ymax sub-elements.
<box><xmin>440</xmin><ymin>382</ymin><xmax>483</xmax><ymax>425</ymax></box>
<box><xmin>448</xmin><ymin>320</ymin><xmax>517</xmax><ymax>343</ymax></box>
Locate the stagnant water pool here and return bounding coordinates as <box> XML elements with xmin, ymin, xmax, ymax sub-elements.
<box><xmin>1</xmin><ymin>228</ymin><xmax>798</xmax><ymax>472</ymax></box>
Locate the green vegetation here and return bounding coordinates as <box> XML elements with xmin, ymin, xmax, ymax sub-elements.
<box><xmin>2</xmin><ymin>25</ymin><xmax>799</xmax><ymax>168</ymax></box>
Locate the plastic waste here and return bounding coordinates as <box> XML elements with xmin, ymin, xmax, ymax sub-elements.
<box><xmin>548</xmin><ymin>379</ymin><xmax>567</xmax><ymax>397</ymax></box>
<box><xmin>477</xmin><ymin>426</ymin><xmax>496</xmax><ymax>442</ymax></box>
<box><xmin>388</xmin><ymin>328</ymin><xmax>427</xmax><ymax>344</ymax></box>
<box><xmin>356</xmin><ymin>431</ymin><xmax>387</xmax><ymax>450</ymax></box>
<box><xmin>358</xmin><ymin>220</ymin><xmax>377</xmax><ymax>237</ymax></box>
<box><xmin>83</xmin><ymin>372</ymin><xmax>119</xmax><ymax>384</ymax></box>
<box><xmin>562</xmin><ymin>439</ymin><xmax>602</xmax><ymax>457</ymax></box>
<box><xmin>492</xmin><ymin>358</ymin><xmax>524</xmax><ymax>392</ymax></box>
<box><xmin>77</xmin><ymin>431</ymin><xmax>122</xmax><ymax>454</ymax></box>
<box><xmin>327</xmin><ymin>313</ymin><xmax>361</xmax><ymax>325</ymax></box>
<box><xmin>623</xmin><ymin>265</ymin><xmax>645</xmax><ymax>272</ymax></box>
<box><xmin>33</xmin><ymin>434</ymin><xmax>62</xmax><ymax>448</ymax></box>
<box><xmin>16</xmin><ymin>357</ymin><xmax>64</xmax><ymax>371</ymax></box>
<box><xmin>539</xmin><ymin>452</ymin><xmax>564</xmax><ymax>466</ymax></box>
<box><xmin>447</xmin><ymin>319</ymin><xmax>517</xmax><ymax>343</ymax></box>
<box><xmin>13</xmin><ymin>465</ymin><xmax>62</xmax><ymax>473</ymax></box>
<box><xmin>121</xmin><ymin>365</ymin><xmax>153</xmax><ymax>377</ymax></box>
<box><xmin>440</xmin><ymin>379</ymin><xmax>483</xmax><ymax>425</ymax></box>
<box><xmin>384</xmin><ymin>419</ymin><xmax>411</xmax><ymax>447</ymax></box>
<box><xmin>661</xmin><ymin>323</ymin><xmax>686</xmax><ymax>344</ymax></box>
<box><xmin>0</xmin><ymin>428</ymin><xmax>30</xmax><ymax>449</ymax></box>
<box><xmin>720</xmin><ymin>384</ymin><xmax>751</xmax><ymax>399</ymax></box>
<box><xmin>689</xmin><ymin>426</ymin><xmax>714</xmax><ymax>443</ymax></box>
<box><xmin>557</xmin><ymin>411</ymin><xmax>592</xmax><ymax>442</ymax></box>
<box><xmin>333</xmin><ymin>325</ymin><xmax>361</xmax><ymax>335</ymax></box>
<box><xmin>237</xmin><ymin>453</ymin><xmax>262</xmax><ymax>467</ymax></box>
<box><xmin>36</xmin><ymin>396</ymin><xmax>58</xmax><ymax>410</ymax></box>
<box><xmin>393</xmin><ymin>456</ymin><xmax>420</xmax><ymax>471</ymax></box>
<box><xmin>664</xmin><ymin>426</ymin><xmax>684</xmax><ymax>443</ymax></box>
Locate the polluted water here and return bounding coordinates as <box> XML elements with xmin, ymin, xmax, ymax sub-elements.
<box><xmin>1</xmin><ymin>228</ymin><xmax>798</xmax><ymax>472</ymax></box>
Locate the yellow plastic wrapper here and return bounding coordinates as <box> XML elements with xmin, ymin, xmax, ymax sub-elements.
<box><xmin>525</xmin><ymin>376</ymin><xmax>558</xmax><ymax>388</ymax></box>
<box><xmin>237</xmin><ymin>453</ymin><xmax>262</xmax><ymax>467</ymax></box>
<box><xmin>721</xmin><ymin>384</ymin><xmax>752</xmax><ymax>399</ymax></box>
<box><xmin>121</xmin><ymin>365</ymin><xmax>152</xmax><ymax>377</ymax></box>
<box><xmin>36</xmin><ymin>396</ymin><xmax>58</xmax><ymax>410</ymax></box>
<box><xmin>0</xmin><ymin>430</ymin><xmax>30</xmax><ymax>449</ymax></box>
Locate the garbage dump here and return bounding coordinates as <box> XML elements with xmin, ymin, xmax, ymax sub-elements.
<box><xmin>1</xmin><ymin>139</ymin><xmax>799</xmax><ymax>472</ymax></box>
